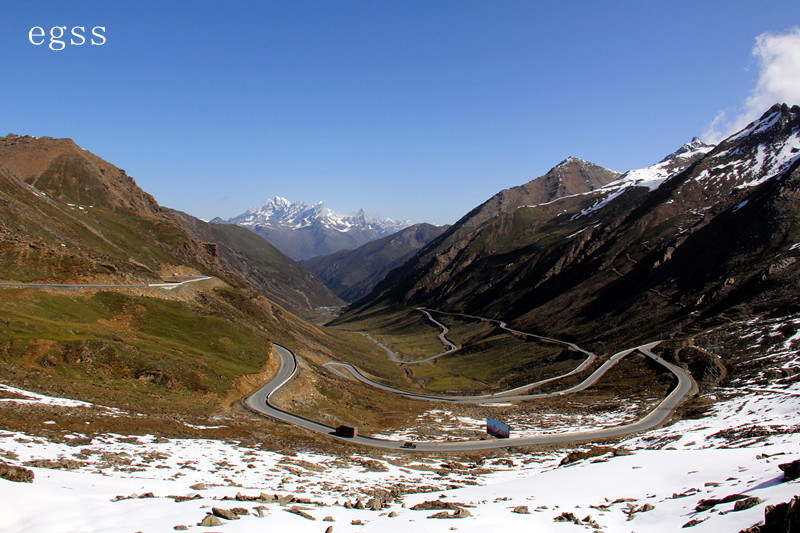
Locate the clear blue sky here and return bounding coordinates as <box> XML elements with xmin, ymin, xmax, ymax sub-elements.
<box><xmin>2</xmin><ymin>1</ymin><xmax>799</xmax><ymax>225</ymax></box>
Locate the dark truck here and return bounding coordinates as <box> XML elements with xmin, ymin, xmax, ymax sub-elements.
<box><xmin>333</xmin><ymin>425</ymin><xmax>357</xmax><ymax>438</ymax></box>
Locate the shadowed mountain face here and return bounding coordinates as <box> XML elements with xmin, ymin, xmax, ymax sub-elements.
<box><xmin>300</xmin><ymin>223</ymin><xmax>448</xmax><ymax>303</ymax></box>
<box><xmin>339</xmin><ymin>155</ymin><xmax>623</xmax><ymax>311</ymax></box>
<box><xmin>338</xmin><ymin>104</ymin><xmax>800</xmax><ymax>349</ymax></box>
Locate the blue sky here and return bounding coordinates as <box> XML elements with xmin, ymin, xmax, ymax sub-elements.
<box><xmin>2</xmin><ymin>2</ymin><xmax>799</xmax><ymax>225</ymax></box>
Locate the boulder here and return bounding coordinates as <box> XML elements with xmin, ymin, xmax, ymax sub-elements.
<box><xmin>733</xmin><ymin>497</ymin><xmax>763</xmax><ymax>512</ymax></box>
<box><xmin>211</xmin><ymin>507</ymin><xmax>239</xmax><ymax>520</ymax></box>
<box><xmin>198</xmin><ymin>515</ymin><xmax>222</xmax><ymax>527</ymax></box>
<box><xmin>763</xmin><ymin>497</ymin><xmax>800</xmax><ymax>530</ymax></box>
<box><xmin>411</xmin><ymin>500</ymin><xmax>462</xmax><ymax>511</ymax></box>
<box><xmin>285</xmin><ymin>506</ymin><xmax>315</xmax><ymax>520</ymax></box>
<box><xmin>779</xmin><ymin>459</ymin><xmax>800</xmax><ymax>481</ymax></box>
<box><xmin>427</xmin><ymin>508</ymin><xmax>471</xmax><ymax>519</ymax></box>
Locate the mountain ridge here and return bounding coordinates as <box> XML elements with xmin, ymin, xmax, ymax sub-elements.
<box><xmin>337</xmin><ymin>104</ymin><xmax>800</xmax><ymax>352</ymax></box>
<box><xmin>300</xmin><ymin>222</ymin><xmax>448</xmax><ymax>303</ymax></box>
<box><xmin>218</xmin><ymin>196</ymin><xmax>411</xmax><ymax>260</ymax></box>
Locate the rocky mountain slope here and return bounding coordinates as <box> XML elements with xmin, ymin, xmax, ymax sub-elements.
<box><xmin>338</xmin><ymin>104</ymin><xmax>800</xmax><ymax>352</ymax></box>
<box><xmin>0</xmin><ymin>134</ymin><xmax>363</xmax><ymax>415</ymax></box>
<box><xmin>217</xmin><ymin>196</ymin><xmax>411</xmax><ymax>260</ymax></box>
<box><xmin>168</xmin><ymin>209</ymin><xmax>342</xmax><ymax>315</ymax></box>
<box><xmin>300</xmin><ymin>223</ymin><xmax>448</xmax><ymax>302</ymax></box>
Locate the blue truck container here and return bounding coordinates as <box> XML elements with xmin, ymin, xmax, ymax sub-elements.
<box><xmin>486</xmin><ymin>417</ymin><xmax>510</xmax><ymax>438</ymax></box>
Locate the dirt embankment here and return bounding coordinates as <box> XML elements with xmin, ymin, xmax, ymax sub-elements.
<box><xmin>220</xmin><ymin>342</ymin><xmax>277</xmax><ymax>410</ymax></box>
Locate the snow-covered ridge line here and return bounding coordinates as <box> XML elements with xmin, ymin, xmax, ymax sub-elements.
<box><xmin>226</xmin><ymin>196</ymin><xmax>411</xmax><ymax>234</ymax></box>
<box><xmin>575</xmin><ymin>137</ymin><xmax>715</xmax><ymax>217</ymax></box>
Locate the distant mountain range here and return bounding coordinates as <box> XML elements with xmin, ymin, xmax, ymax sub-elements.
<box><xmin>337</xmin><ymin>104</ymin><xmax>800</xmax><ymax>351</ymax></box>
<box><xmin>214</xmin><ymin>197</ymin><xmax>411</xmax><ymax>260</ymax></box>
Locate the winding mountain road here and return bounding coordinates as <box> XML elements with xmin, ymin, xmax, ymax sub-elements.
<box><xmin>0</xmin><ymin>275</ymin><xmax>211</xmax><ymax>291</ymax></box>
<box><xmin>3</xmin><ymin>275</ymin><xmax>695</xmax><ymax>450</ymax></box>
<box><xmin>245</xmin><ymin>317</ymin><xmax>697</xmax><ymax>451</ymax></box>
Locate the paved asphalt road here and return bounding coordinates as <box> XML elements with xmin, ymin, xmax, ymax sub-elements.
<box><xmin>245</xmin><ymin>339</ymin><xmax>697</xmax><ymax>451</ymax></box>
<box><xmin>0</xmin><ymin>275</ymin><xmax>211</xmax><ymax>290</ymax></box>
<box><xmin>3</xmin><ymin>276</ymin><xmax>694</xmax><ymax>451</ymax></box>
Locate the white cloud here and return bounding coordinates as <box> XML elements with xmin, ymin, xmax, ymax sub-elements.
<box><xmin>703</xmin><ymin>27</ymin><xmax>800</xmax><ymax>144</ymax></box>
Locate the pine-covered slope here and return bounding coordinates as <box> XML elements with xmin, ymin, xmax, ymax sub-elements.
<box><xmin>338</xmin><ymin>104</ymin><xmax>800</xmax><ymax>350</ymax></box>
<box><xmin>300</xmin><ymin>223</ymin><xmax>448</xmax><ymax>303</ymax></box>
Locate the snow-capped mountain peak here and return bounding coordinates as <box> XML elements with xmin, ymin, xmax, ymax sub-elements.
<box><xmin>615</xmin><ymin>137</ymin><xmax>716</xmax><ymax>191</ymax></box>
<box><xmin>694</xmin><ymin>103</ymin><xmax>800</xmax><ymax>190</ymax></box>
<box><xmin>219</xmin><ymin>197</ymin><xmax>412</xmax><ymax>260</ymax></box>
<box><xmin>659</xmin><ymin>136</ymin><xmax>712</xmax><ymax>164</ymax></box>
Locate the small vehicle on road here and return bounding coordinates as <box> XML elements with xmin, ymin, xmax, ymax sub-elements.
<box><xmin>333</xmin><ymin>425</ymin><xmax>357</xmax><ymax>438</ymax></box>
<box><xmin>401</xmin><ymin>441</ymin><xmax>417</xmax><ymax>449</ymax></box>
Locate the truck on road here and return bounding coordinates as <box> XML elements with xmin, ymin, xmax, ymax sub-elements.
<box><xmin>333</xmin><ymin>425</ymin><xmax>357</xmax><ymax>438</ymax></box>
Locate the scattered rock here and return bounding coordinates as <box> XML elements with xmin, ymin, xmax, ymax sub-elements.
<box><xmin>388</xmin><ymin>511</ymin><xmax>398</xmax><ymax>517</ymax></box>
<box><xmin>779</xmin><ymin>459</ymin><xmax>800</xmax><ymax>481</ymax></box>
<box><xmin>323</xmin><ymin>516</ymin><xmax>334</xmax><ymax>521</ymax></box>
<box><xmin>411</xmin><ymin>500</ymin><xmax>464</xmax><ymax>511</ymax></box>
<box><xmin>354</xmin><ymin>458</ymin><xmax>389</xmax><ymax>472</ymax></box>
<box><xmin>24</xmin><ymin>458</ymin><xmax>84</xmax><ymax>470</ymax></box>
<box><xmin>682</xmin><ymin>517</ymin><xmax>707</xmax><ymax>528</ymax></box>
<box><xmin>554</xmin><ymin>512</ymin><xmax>579</xmax><ymax>523</ymax></box>
<box><xmin>512</xmin><ymin>505</ymin><xmax>530</xmax><ymax>514</ymax></box>
<box><xmin>351</xmin><ymin>519</ymin><xmax>364</xmax><ymax>525</ymax></box>
<box><xmin>211</xmin><ymin>507</ymin><xmax>240</xmax><ymax>520</ymax></box>
<box><xmin>428</xmin><ymin>508</ymin><xmax>471</xmax><ymax>519</ymax></box>
<box><xmin>173</xmin><ymin>526</ymin><xmax>188</xmax><ymax>531</ymax></box>
<box><xmin>325</xmin><ymin>526</ymin><xmax>334</xmax><ymax>533</ymax></box>
<box><xmin>171</xmin><ymin>494</ymin><xmax>201</xmax><ymax>503</ymax></box>
<box><xmin>734</xmin><ymin>497</ymin><xmax>763</xmax><ymax>512</ymax></box>
<box><xmin>277</xmin><ymin>494</ymin><xmax>296</xmax><ymax>506</ymax></box>
<box><xmin>198</xmin><ymin>515</ymin><xmax>222</xmax><ymax>527</ymax></box>
<box><xmin>560</xmin><ymin>446</ymin><xmax>631</xmax><ymax>466</ymax></box>
<box><xmin>0</xmin><ymin>461</ymin><xmax>34</xmax><ymax>483</ymax></box>
<box><xmin>368</xmin><ymin>498</ymin><xmax>383</xmax><ymax>511</ymax></box>
<box><xmin>285</xmin><ymin>506</ymin><xmax>315</xmax><ymax>520</ymax></box>
<box><xmin>696</xmin><ymin>494</ymin><xmax>747</xmax><ymax>512</ymax></box>
<box><xmin>190</xmin><ymin>483</ymin><xmax>206</xmax><ymax>491</ymax></box>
